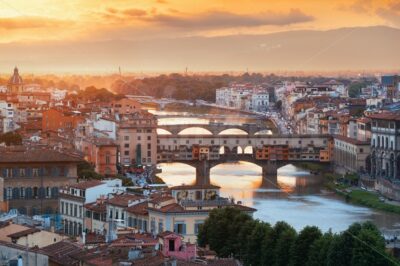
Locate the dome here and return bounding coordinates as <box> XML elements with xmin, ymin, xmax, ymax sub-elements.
<box><xmin>8</xmin><ymin>67</ymin><xmax>23</xmax><ymax>85</ymax></box>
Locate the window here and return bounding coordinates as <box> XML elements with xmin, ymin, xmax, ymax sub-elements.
<box><xmin>61</xmin><ymin>202</ymin><xmax>65</xmax><ymax>214</ymax></box>
<box><xmin>33</xmin><ymin>168</ymin><xmax>39</xmax><ymax>177</ymax></box>
<box><xmin>147</xmin><ymin>151</ymin><xmax>151</xmax><ymax>157</ymax></box>
<box><xmin>115</xmin><ymin>210</ymin><xmax>119</xmax><ymax>219</ymax></box>
<box><xmin>109</xmin><ymin>209</ymin><xmax>113</xmax><ymax>219</ymax></box>
<box><xmin>124</xmin><ymin>150</ymin><xmax>129</xmax><ymax>155</ymax></box>
<box><xmin>124</xmin><ymin>136</ymin><xmax>129</xmax><ymax>141</ymax></box>
<box><xmin>147</xmin><ymin>143</ymin><xmax>151</xmax><ymax>149</ymax></box>
<box><xmin>151</xmin><ymin>218</ymin><xmax>156</xmax><ymax>232</ymax></box>
<box><xmin>19</xmin><ymin>168</ymin><xmax>25</xmax><ymax>177</ymax></box>
<box><xmin>194</xmin><ymin>221</ymin><xmax>204</xmax><ymax>234</ymax></box>
<box><xmin>124</xmin><ymin>143</ymin><xmax>129</xmax><ymax>148</ymax></box>
<box><xmin>174</xmin><ymin>222</ymin><xmax>186</xmax><ymax>235</ymax></box>
<box><xmin>158</xmin><ymin>219</ymin><xmax>164</xmax><ymax>233</ymax></box>
<box><xmin>147</xmin><ymin>136</ymin><xmax>151</xmax><ymax>140</ymax></box>
<box><xmin>137</xmin><ymin>136</ymin><xmax>141</xmax><ymax>141</ymax></box>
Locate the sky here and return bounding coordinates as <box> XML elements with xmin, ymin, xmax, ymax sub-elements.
<box><xmin>0</xmin><ymin>0</ymin><xmax>399</xmax><ymax>73</ymax></box>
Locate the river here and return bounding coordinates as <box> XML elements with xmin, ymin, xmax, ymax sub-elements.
<box><xmin>149</xmin><ymin>107</ymin><xmax>400</xmax><ymax>232</ymax></box>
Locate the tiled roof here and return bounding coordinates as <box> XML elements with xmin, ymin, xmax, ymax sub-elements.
<box><xmin>84</xmin><ymin>201</ymin><xmax>107</xmax><ymax>213</ymax></box>
<box><xmin>368</xmin><ymin>111</ymin><xmax>400</xmax><ymax>121</ymax></box>
<box><xmin>107</xmin><ymin>193</ymin><xmax>145</xmax><ymax>207</ymax></box>
<box><xmin>0</xmin><ymin>148</ymin><xmax>82</xmax><ymax>163</ymax></box>
<box><xmin>39</xmin><ymin>240</ymin><xmax>82</xmax><ymax>266</ymax></box>
<box><xmin>126</xmin><ymin>201</ymin><xmax>148</xmax><ymax>215</ymax></box>
<box><xmin>149</xmin><ymin>195</ymin><xmax>174</xmax><ymax>204</ymax></box>
<box><xmin>333</xmin><ymin>134</ymin><xmax>370</xmax><ymax>146</ymax></box>
<box><xmin>170</xmin><ymin>184</ymin><xmax>220</xmax><ymax>190</ymax></box>
<box><xmin>70</xmin><ymin>180</ymin><xmax>103</xmax><ymax>190</ymax></box>
<box><xmin>7</xmin><ymin>228</ymin><xmax>40</xmax><ymax>238</ymax></box>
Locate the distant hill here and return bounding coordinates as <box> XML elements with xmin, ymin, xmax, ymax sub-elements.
<box><xmin>0</xmin><ymin>26</ymin><xmax>399</xmax><ymax>73</ymax></box>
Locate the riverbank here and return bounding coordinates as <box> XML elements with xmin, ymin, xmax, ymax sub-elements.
<box><xmin>296</xmin><ymin>162</ymin><xmax>400</xmax><ymax>215</ymax></box>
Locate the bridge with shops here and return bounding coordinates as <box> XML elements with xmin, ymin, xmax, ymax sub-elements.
<box><xmin>157</xmin><ymin>133</ymin><xmax>332</xmax><ymax>185</ymax></box>
<box><xmin>157</xmin><ymin>122</ymin><xmax>272</xmax><ymax>136</ymax></box>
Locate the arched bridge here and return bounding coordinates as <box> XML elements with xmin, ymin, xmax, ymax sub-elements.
<box><xmin>157</xmin><ymin>134</ymin><xmax>333</xmax><ymax>185</ymax></box>
<box><xmin>157</xmin><ymin>122</ymin><xmax>272</xmax><ymax>136</ymax></box>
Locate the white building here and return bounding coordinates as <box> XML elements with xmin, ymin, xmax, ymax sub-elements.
<box><xmin>59</xmin><ymin>179</ymin><xmax>124</xmax><ymax>236</ymax></box>
<box><xmin>215</xmin><ymin>83</ymin><xmax>269</xmax><ymax>112</ymax></box>
<box><xmin>0</xmin><ymin>101</ymin><xmax>18</xmax><ymax>133</ymax></box>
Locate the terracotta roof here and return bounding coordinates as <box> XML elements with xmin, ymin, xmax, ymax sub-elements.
<box><xmin>7</xmin><ymin>228</ymin><xmax>40</xmax><ymax>239</ymax></box>
<box><xmin>148</xmin><ymin>203</ymin><xmax>185</xmax><ymax>213</ymax></box>
<box><xmin>84</xmin><ymin>201</ymin><xmax>107</xmax><ymax>213</ymax></box>
<box><xmin>107</xmin><ymin>193</ymin><xmax>145</xmax><ymax>207</ymax></box>
<box><xmin>333</xmin><ymin>134</ymin><xmax>370</xmax><ymax>146</ymax></box>
<box><xmin>149</xmin><ymin>195</ymin><xmax>174</xmax><ymax>204</ymax></box>
<box><xmin>70</xmin><ymin>180</ymin><xmax>103</xmax><ymax>190</ymax></box>
<box><xmin>0</xmin><ymin>148</ymin><xmax>82</xmax><ymax>163</ymax></box>
<box><xmin>368</xmin><ymin>111</ymin><xmax>400</xmax><ymax>121</ymax></box>
<box><xmin>171</xmin><ymin>184</ymin><xmax>220</xmax><ymax>190</ymax></box>
<box><xmin>126</xmin><ymin>201</ymin><xmax>148</xmax><ymax>215</ymax></box>
<box><xmin>39</xmin><ymin>240</ymin><xmax>82</xmax><ymax>266</ymax></box>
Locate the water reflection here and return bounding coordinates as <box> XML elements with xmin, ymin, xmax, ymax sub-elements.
<box><xmin>158</xmin><ymin>162</ymin><xmax>400</xmax><ymax>232</ymax></box>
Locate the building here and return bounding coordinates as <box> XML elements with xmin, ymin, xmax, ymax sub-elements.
<box><xmin>117</xmin><ymin>111</ymin><xmax>157</xmax><ymax>166</ymax></box>
<box><xmin>106</xmin><ymin>193</ymin><xmax>146</xmax><ymax>230</ymax></box>
<box><xmin>109</xmin><ymin>98</ymin><xmax>142</xmax><ymax>115</ymax></box>
<box><xmin>0</xmin><ymin>101</ymin><xmax>17</xmax><ymax>133</ymax></box>
<box><xmin>42</xmin><ymin>108</ymin><xmax>84</xmax><ymax>133</ymax></box>
<box><xmin>59</xmin><ymin>179</ymin><xmax>123</xmax><ymax>236</ymax></box>
<box><xmin>7</xmin><ymin>67</ymin><xmax>24</xmax><ymax>94</ymax></box>
<box><xmin>147</xmin><ymin>184</ymin><xmax>255</xmax><ymax>243</ymax></box>
<box><xmin>0</xmin><ymin>147</ymin><xmax>81</xmax><ymax>215</ymax></box>
<box><xmin>369</xmin><ymin>112</ymin><xmax>400</xmax><ymax>200</ymax></box>
<box><xmin>80</xmin><ymin>137</ymin><xmax>118</xmax><ymax>176</ymax></box>
<box><xmin>216</xmin><ymin>83</ymin><xmax>269</xmax><ymax>112</ymax></box>
<box><xmin>333</xmin><ymin>135</ymin><xmax>370</xmax><ymax>174</ymax></box>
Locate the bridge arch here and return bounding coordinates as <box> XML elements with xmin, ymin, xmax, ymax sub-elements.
<box><xmin>219</xmin><ymin>146</ymin><xmax>231</xmax><ymax>155</ymax></box>
<box><xmin>254</xmin><ymin>130</ymin><xmax>273</xmax><ymax>135</ymax></box>
<box><xmin>157</xmin><ymin>128</ymin><xmax>173</xmax><ymax>135</ymax></box>
<box><xmin>232</xmin><ymin>146</ymin><xmax>243</xmax><ymax>154</ymax></box>
<box><xmin>178</xmin><ymin>127</ymin><xmax>213</xmax><ymax>135</ymax></box>
<box><xmin>243</xmin><ymin>146</ymin><xmax>254</xmax><ymax>154</ymax></box>
<box><xmin>218</xmin><ymin>128</ymin><xmax>249</xmax><ymax>135</ymax></box>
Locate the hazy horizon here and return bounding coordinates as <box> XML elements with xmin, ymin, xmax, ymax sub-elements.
<box><xmin>1</xmin><ymin>0</ymin><xmax>399</xmax><ymax>73</ymax></box>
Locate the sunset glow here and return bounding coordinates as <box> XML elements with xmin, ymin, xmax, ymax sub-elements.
<box><xmin>0</xmin><ymin>0</ymin><xmax>399</xmax><ymax>72</ymax></box>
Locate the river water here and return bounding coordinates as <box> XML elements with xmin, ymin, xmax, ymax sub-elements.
<box><xmin>150</xmin><ymin>108</ymin><xmax>400</xmax><ymax>232</ymax></box>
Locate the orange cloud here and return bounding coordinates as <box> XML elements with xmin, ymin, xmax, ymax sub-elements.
<box><xmin>0</xmin><ymin>16</ymin><xmax>72</xmax><ymax>29</ymax></box>
<box><xmin>142</xmin><ymin>9</ymin><xmax>314</xmax><ymax>29</ymax></box>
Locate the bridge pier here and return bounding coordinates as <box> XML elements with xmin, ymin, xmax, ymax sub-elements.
<box><xmin>261</xmin><ymin>161</ymin><xmax>278</xmax><ymax>189</ymax></box>
<box><xmin>195</xmin><ymin>160</ymin><xmax>211</xmax><ymax>185</ymax></box>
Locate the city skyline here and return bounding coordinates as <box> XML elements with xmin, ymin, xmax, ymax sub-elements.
<box><xmin>0</xmin><ymin>0</ymin><xmax>399</xmax><ymax>73</ymax></box>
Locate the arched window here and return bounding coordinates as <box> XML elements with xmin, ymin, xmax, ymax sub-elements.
<box><xmin>33</xmin><ymin>187</ymin><xmax>39</xmax><ymax>198</ymax></box>
<box><xmin>25</xmin><ymin>187</ymin><xmax>33</xmax><ymax>199</ymax></box>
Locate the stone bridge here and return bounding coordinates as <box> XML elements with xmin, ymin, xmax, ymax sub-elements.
<box><xmin>157</xmin><ymin>122</ymin><xmax>271</xmax><ymax>136</ymax></box>
<box><xmin>157</xmin><ymin>134</ymin><xmax>332</xmax><ymax>185</ymax></box>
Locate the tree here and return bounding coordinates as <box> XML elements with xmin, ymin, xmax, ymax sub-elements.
<box><xmin>351</xmin><ymin>222</ymin><xmax>394</xmax><ymax>266</ymax></box>
<box><xmin>77</xmin><ymin>161</ymin><xmax>103</xmax><ymax>179</ymax></box>
<box><xmin>197</xmin><ymin>207</ymin><xmax>252</xmax><ymax>257</ymax></box>
<box><xmin>262</xmin><ymin>221</ymin><xmax>294</xmax><ymax>266</ymax></box>
<box><xmin>274</xmin><ymin>226</ymin><xmax>297</xmax><ymax>266</ymax></box>
<box><xmin>243</xmin><ymin>221</ymin><xmax>271</xmax><ymax>266</ymax></box>
<box><xmin>290</xmin><ymin>226</ymin><xmax>322</xmax><ymax>266</ymax></box>
<box><xmin>306</xmin><ymin>231</ymin><xmax>335</xmax><ymax>266</ymax></box>
<box><xmin>348</xmin><ymin>82</ymin><xmax>365</xmax><ymax>98</ymax></box>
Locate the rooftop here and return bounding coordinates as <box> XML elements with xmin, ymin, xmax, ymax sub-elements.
<box><xmin>170</xmin><ymin>184</ymin><xmax>221</xmax><ymax>190</ymax></box>
<box><xmin>107</xmin><ymin>193</ymin><xmax>145</xmax><ymax>207</ymax></box>
<box><xmin>0</xmin><ymin>147</ymin><xmax>82</xmax><ymax>163</ymax></box>
<box><xmin>70</xmin><ymin>180</ymin><xmax>103</xmax><ymax>190</ymax></box>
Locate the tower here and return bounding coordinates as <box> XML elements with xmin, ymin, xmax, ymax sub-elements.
<box><xmin>7</xmin><ymin>66</ymin><xmax>23</xmax><ymax>94</ymax></box>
